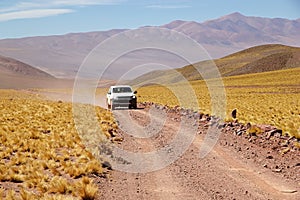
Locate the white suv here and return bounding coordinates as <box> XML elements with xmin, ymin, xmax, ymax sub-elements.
<box><xmin>106</xmin><ymin>85</ymin><xmax>137</xmax><ymax>110</ymax></box>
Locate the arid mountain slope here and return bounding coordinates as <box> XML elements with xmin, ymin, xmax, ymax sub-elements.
<box><xmin>0</xmin><ymin>55</ymin><xmax>76</xmax><ymax>89</ymax></box>
<box><xmin>0</xmin><ymin>55</ymin><xmax>54</xmax><ymax>78</ymax></box>
<box><xmin>0</xmin><ymin>13</ymin><xmax>299</xmax><ymax>79</ymax></box>
<box><xmin>129</xmin><ymin>44</ymin><xmax>300</xmax><ymax>85</ymax></box>
<box><xmin>0</xmin><ymin>29</ymin><xmax>127</xmax><ymax>78</ymax></box>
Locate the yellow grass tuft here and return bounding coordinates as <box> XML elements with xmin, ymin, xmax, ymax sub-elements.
<box><xmin>0</xmin><ymin>90</ymin><xmax>116</xmax><ymax>198</ymax></box>
<box><xmin>85</xmin><ymin>160</ymin><xmax>103</xmax><ymax>175</ymax></box>
<box><xmin>0</xmin><ymin>188</ymin><xmax>4</xmax><ymax>199</ymax></box>
<box><xmin>48</xmin><ymin>176</ymin><xmax>72</xmax><ymax>195</ymax></box>
<box><xmin>75</xmin><ymin>177</ymin><xmax>99</xmax><ymax>200</ymax></box>
<box><xmin>6</xmin><ymin>190</ymin><xmax>16</xmax><ymax>200</ymax></box>
<box><xmin>294</xmin><ymin>142</ymin><xmax>300</xmax><ymax>149</ymax></box>
<box><xmin>20</xmin><ymin>188</ymin><xmax>38</xmax><ymax>200</ymax></box>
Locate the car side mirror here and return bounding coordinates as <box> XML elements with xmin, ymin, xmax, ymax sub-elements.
<box><xmin>134</xmin><ymin>91</ymin><xmax>137</xmax><ymax>94</ymax></box>
<box><xmin>108</xmin><ymin>92</ymin><xmax>111</xmax><ymax>95</ymax></box>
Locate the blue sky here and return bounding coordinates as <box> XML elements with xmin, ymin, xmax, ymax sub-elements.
<box><xmin>0</xmin><ymin>0</ymin><xmax>299</xmax><ymax>39</ymax></box>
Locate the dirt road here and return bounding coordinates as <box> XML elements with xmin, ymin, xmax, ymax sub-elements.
<box><xmin>36</xmin><ymin>91</ymin><xmax>299</xmax><ymax>199</ymax></box>
<box><xmin>98</xmin><ymin>104</ymin><xmax>299</xmax><ymax>200</ymax></box>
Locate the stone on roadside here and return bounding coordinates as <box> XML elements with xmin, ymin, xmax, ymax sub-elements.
<box><xmin>231</xmin><ymin>109</ymin><xmax>237</xmax><ymax>119</ymax></box>
<box><xmin>102</xmin><ymin>161</ymin><xmax>112</xmax><ymax>170</ymax></box>
<box><xmin>247</xmin><ymin>125</ymin><xmax>263</xmax><ymax>136</ymax></box>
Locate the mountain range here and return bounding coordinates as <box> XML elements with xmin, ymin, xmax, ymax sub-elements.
<box><xmin>0</xmin><ymin>12</ymin><xmax>300</xmax><ymax>79</ymax></box>
<box><xmin>128</xmin><ymin>44</ymin><xmax>300</xmax><ymax>85</ymax></box>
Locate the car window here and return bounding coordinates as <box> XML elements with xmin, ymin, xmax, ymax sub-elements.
<box><xmin>113</xmin><ymin>87</ymin><xmax>132</xmax><ymax>93</ymax></box>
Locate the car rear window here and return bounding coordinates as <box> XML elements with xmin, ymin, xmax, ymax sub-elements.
<box><xmin>113</xmin><ymin>87</ymin><xmax>132</xmax><ymax>93</ymax></box>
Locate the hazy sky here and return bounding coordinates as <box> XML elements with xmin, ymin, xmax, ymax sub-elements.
<box><xmin>0</xmin><ymin>0</ymin><xmax>299</xmax><ymax>39</ymax></box>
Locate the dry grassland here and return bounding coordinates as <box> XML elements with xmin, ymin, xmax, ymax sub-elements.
<box><xmin>137</xmin><ymin>68</ymin><xmax>300</xmax><ymax>138</ymax></box>
<box><xmin>0</xmin><ymin>90</ymin><xmax>117</xmax><ymax>199</ymax></box>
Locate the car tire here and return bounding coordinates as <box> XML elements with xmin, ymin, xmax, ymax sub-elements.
<box><xmin>129</xmin><ymin>104</ymin><xmax>137</xmax><ymax>109</ymax></box>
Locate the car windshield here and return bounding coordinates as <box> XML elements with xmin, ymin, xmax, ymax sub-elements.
<box><xmin>113</xmin><ymin>87</ymin><xmax>132</xmax><ymax>93</ymax></box>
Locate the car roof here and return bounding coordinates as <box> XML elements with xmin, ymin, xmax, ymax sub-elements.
<box><xmin>110</xmin><ymin>85</ymin><xmax>132</xmax><ymax>88</ymax></box>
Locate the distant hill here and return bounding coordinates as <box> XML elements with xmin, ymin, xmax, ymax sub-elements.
<box><xmin>215</xmin><ymin>44</ymin><xmax>300</xmax><ymax>77</ymax></box>
<box><xmin>0</xmin><ymin>55</ymin><xmax>54</xmax><ymax>78</ymax></box>
<box><xmin>129</xmin><ymin>44</ymin><xmax>300</xmax><ymax>85</ymax></box>
<box><xmin>0</xmin><ymin>12</ymin><xmax>300</xmax><ymax>79</ymax></box>
<box><xmin>0</xmin><ymin>55</ymin><xmax>65</xmax><ymax>89</ymax></box>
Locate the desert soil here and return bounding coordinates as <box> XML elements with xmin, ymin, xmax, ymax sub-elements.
<box><xmin>38</xmin><ymin>91</ymin><xmax>299</xmax><ymax>200</ymax></box>
<box><xmin>97</xmin><ymin>103</ymin><xmax>299</xmax><ymax>200</ymax></box>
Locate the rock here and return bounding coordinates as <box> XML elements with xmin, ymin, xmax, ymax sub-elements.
<box><xmin>280</xmin><ymin>141</ymin><xmax>289</xmax><ymax>147</ymax></box>
<box><xmin>108</xmin><ymin>128</ymin><xmax>116</xmax><ymax>137</ymax></box>
<box><xmin>194</xmin><ymin>113</ymin><xmax>201</xmax><ymax>119</ymax></box>
<box><xmin>258</xmin><ymin>125</ymin><xmax>273</xmax><ymax>132</ymax></box>
<box><xmin>225</xmin><ymin>127</ymin><xmax>231</xmax><ymax>131</ymax></box>
<box><xmin>218</xmin><ymin>123</ymin><xmax>225</xmax><ymax>129</ymax></box>
<box><xmin>199</xmin><ymin>112</ymin><xmax>205</xmax><ymax>119</ymax></box>
<box><xmin>235</xmin><ymin>130</ymin><xmax>244</xmax><ymax>136</ymax></box>
<box><xmin>209</xmin><ymin>120</ymin><xmax>218</xmax><ymax>126</ymax></box>
<box><xmin>174</xmin><ymin>105</ymin><xmax>180</xmax><ymax>109</ymax></box>
<box><xmin>266</xmin><ymin>155</ymin><xmax>273</xmax><ymax>159</ymax></box>
<box><xmin>246</xmin><ymin>122</ymin><xmax>251</xmax><ymax>129</ymax></box>
<box><xmin>200</xmin><ymin>118</ymin><xmax>207</xmax><ymax>122</ymax></box>
<box><xmin>204</xmin><ymin>123</ymin><xmax>210</xmax><ymax>128</ymax></box>
<box><xmin>112</xmin><ymin>137</ymin><xmax>123</xmax><ymax>142</ymax></box>
<box><xmin>227</xmin><ymin>122</ymin><xmax>235</xmax><ymax>127</ymax></box>
<box><xmin>247</xmin><ymin>125</ymin><xmax>263</xmax><ymax>136</ymax></box>
<box><xmin>281</xmin><ymin>189</ymin><xmax>297</xmax><ymax>194</ymax></box>
<box><xmin>102</xmin><ymin>161</ymin><xmax>112</xmax><ymax>170</ymax></box>
<box><xmin>270</xmin><ymin>129</ymin><xmax>283</xmax><ymax>137</ymax></box>
<box><xmin>231</xmin><ymin>109</ymin><xmax>237</xmax><ymax>119</ymax></box>
<box><xmin>288</xmin><ymin>136</ymin><xmax>295</xmax><ymax>141</ymax></box>
<box><xmin>266</xmin><ymin>131</ymin><xmax>273</xmax><ymax>139</ymax></box>
<box><xmin>272</xmin><ymin>169</ymin><xmax>282</xmax><ymax>173</ymax></box>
